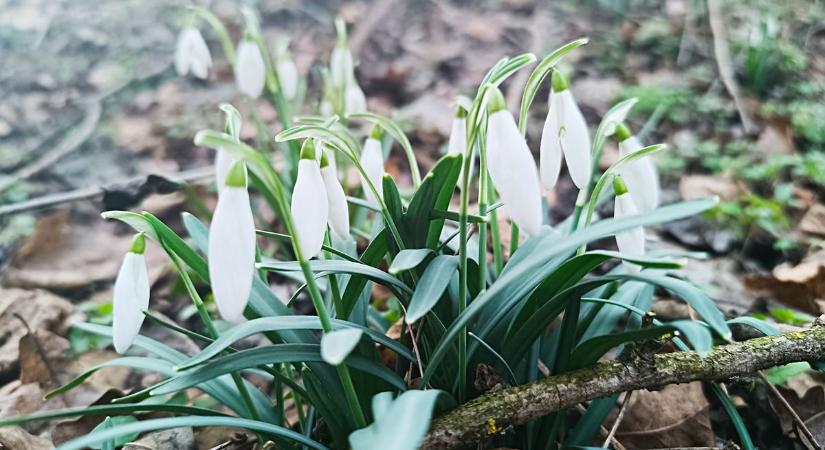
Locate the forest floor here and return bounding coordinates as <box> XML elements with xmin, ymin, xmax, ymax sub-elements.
<box><xmin>1</xmin><ymin>0</ymin><xmax>825</xmax><ymax>448</ymax></box>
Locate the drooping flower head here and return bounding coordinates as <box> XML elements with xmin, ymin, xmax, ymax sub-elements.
<box><xmin>540</xmin><ymin>70</ymin><xmax>592</xmax><ymax>190</ymax></box>
<box><xmin>613</xmin><ymin>175</ymin><xmax>645</xmax><ymax>271</ymax></box>
<box><xmin>321</xmin><ymin>149</ymin><xmax>350</xmax><ymax>239</ymax></box>
<box><xmin>448</xmin><ymin>105</ymin><xmax>470</xmax><ymax>189</ymax></box>
<box><xmin>360</xmin><ymin>125</ymin><xmax>385</xmax><ymax>205</ymax></box>
<box><xmin>175</xmin><ymin>27</ymin><xmax>212</xmax><ymax>80</ymax></box>
<box><xmin>234</xmin><ymin>36</ymin><xmax>266</xmax><ymax>98</ymax></box>
<box><xmin>485</xmin><ymin>88</ymin><xmax>543</xmax><ymax>236</ymax></box>
<box><xmin>275</xmin><ymin>40</ymin><xmax>299</xmax><ymax>99</ymax></box>
<box><xmin>292</xmin><ymin>140</ymin><xmax>329</xmax><ymax>258</ymax></box>
<box><xmin>112</xmin><ymin>232</ymin><xmax>150</xmax><ymax>354</ymax></box>
<box><xmin>615</xmin><ymin>123</ymin><xmax>660</xmax><ymax>213</ymax></box>
<box><xmin>209</xmin><ymin>161</ymin><xmax>257</xmax><ymax>323</ymax></box>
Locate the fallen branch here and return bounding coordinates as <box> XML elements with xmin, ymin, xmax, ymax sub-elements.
<box><xmin>422</xmin><ymin>319</ymin><xmax>825</xmax><ymax>449</ymax></box>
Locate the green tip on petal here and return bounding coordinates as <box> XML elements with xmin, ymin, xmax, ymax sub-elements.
<box><xmin>320</xmin><ymin>149</ymin><xmax>330</xmax><ymax>168</ymax></box>
<box><xmin>615</xmin><ymin>123</ymin><xmax>632</xmax><ymax>142</ymax></box>
<box><xmin>613</xmin><ymin>175</ymin><xmax>629</xmax><ymax>196</ymax></box>
<box><xmin>455</xmin><ymin>105</ymin><xmax>468</xmax><ymax>119</ymax></box>
<box><xmin>486</xmin><ymin>88</ymin><xmax>507</xmax><ymax>114</ymax></box>
<box><xmin>369</xmin><ymin>124</ymin><xmax>384</xmax><ymax>140</ymax></box>
<box><xmin>225</xmin><ymin>160</ymin><xmax>248</xmax><ymax>188</ymax></box>
<box><xmin>130</xmin><ymin>232</ymin><xmax>146</xmax><ymax>255</ymax></box>
<box><xmin>300</xmin><ymin>139</ymin><xmax>317</xmax><ymax>160</ymax></box>
<box><xmin>551</xmin><ymin>70</ymin><xmax>570</xmax><ymax>92</ymax></box>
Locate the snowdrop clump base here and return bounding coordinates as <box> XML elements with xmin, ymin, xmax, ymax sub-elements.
<box><xmin>0</xmin><ymin>7</ymin><xmax>766</xmax><ymax>450</ymax></box>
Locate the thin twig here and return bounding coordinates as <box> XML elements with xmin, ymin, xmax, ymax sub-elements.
<box><xmin>758</xmin><ymin>371</ymin><xmax>822</xmax><ymax>450</ymax></box>
<box><xmin>603</xmin><ymin>391</ymin><xmax>634</xmax><ymax>448</ymax></box>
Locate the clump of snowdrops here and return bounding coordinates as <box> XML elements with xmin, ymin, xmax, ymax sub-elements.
<box><xmin>1</xmin><ymin>6</ymin><xmax>769</xmax><ymax>450</ymax></box>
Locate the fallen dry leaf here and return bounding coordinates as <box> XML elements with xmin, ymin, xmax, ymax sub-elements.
<box><xmin>679</xmin><ymin>174</ymin><xmax>744</xmax><ymax>202</ymax></box>
<box><xmin>746</xmin><ymin>249</ymin><xmax>825</xmax><ymax>314</ymax></box>
<box><xmin>122</xmin><ymin>427</ymin><xmax>195</xmax><ymax>450</ymax></box>
<box><xmin>799</xmin><ymin>204</ymin><xmax>825</xmax><ymax>237</ymax></box>
<box><xmin>0</xmin><ymin>426</ymin><xmax>53</xmax><ymax>450</ymax></box>
<box><xmin>614</xmin><ymin>382</ymin><xmax>715</xmax><ymax>448</ymax></box>
<box><xmin>0</xmin><ymin>287</ymin><xmax>74</xmax><ymax>379</ymax></box>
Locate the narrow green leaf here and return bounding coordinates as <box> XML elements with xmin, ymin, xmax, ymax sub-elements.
<box><xmin>406</xmin><ymin>255</ymin><xmax>460</xmax><ymax>324</ymax></box>
<box><xmin>389</xmin><ymin>249</ymin><xmax>433</xmax><ymax>275</ymax></box>
<box><xmin>258</xmin><ymin>258</ymin><xmax>412</xmax><ymax>295</ymax></box>
<box><xmin>321</xmin><ymin>329</ymin><xmax>364</xmax><ymax>365</ymax></box>
<box><xmin>348</xmin><ymin>390</ymin><xmax>443</xmax><ymax>450</ymax></box>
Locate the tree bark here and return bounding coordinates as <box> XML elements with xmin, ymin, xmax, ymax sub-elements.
<box><xmin>422</xmin><ymin>320</ymin><xmax>825</xmax><ymax>449</ymax></box>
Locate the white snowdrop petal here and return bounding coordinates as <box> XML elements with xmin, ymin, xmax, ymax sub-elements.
<box><xmin>447</xmin><ymin>118</ymin><xmax>466</xmax><ymax>156</ymax></box>
<box><xmin>322</xmin><ymin>165</ymin><xmax>350</xmax><ymax>239</ymax></box>
<box><xmin>112</xmin><ymin>252</ymin><xmax>150</xmax><ymax>354</ymax></box>
<box><xmin>345</xmin><ymin>84</ymin><xmax>367</xmax><ymax>114</ymax></box>
<box><xmin>292</xmin><ymin>160</ymin><xmax>329</xmax><ymax>258</ymax></box>
<box><xmin>208</xmin><ymin>187</ymin><xmax>257</xmax><ymax>323</ymax></box>
<box><xmin>486</xmin><ymin>110</ymin><xmax>543</xmax><ymax>236</ymax></box>
<box><xmin>614</xmin><ymin>192</ymin><xmax>646</xmax><ymax>258</ymax></box>
<box><xmin>214</xmin><ymin>149</ymin><xmax>235</xmax><ymax>191</ymax></box>
<box><xmin>175</xmin><ymin>28</ymin><xmax>212</xmax><ymax>79</ymax></box>
<box><xmin>234</xmin><ymin>41</ymin><xmax>266</xmax><ymax>98</ymax></box>
<box><xmin>359</xmin><ymin>138</ymin><xmax>385</xmax><ymax>204</ymax></box>
<box><xmin>618</xmin><ymin>136</ymin><xmax>660</xmax><ymax>212</ymax></box>
<box><xmin>277</xmin><ymin>60</ymin><xmax>299</xmax><ymax>99</ymax></box>
<box><xmin>559</xmin><ymin>90</ymin><xmax>592</xmax><ymax>189</ymax></box>
<box><xmin>539</xmin><ymin>91</ymin><xmax>563</xmax><ymax>190</ymax></box>
<box><xmin>330</xmin><ymin>47</ymin><xmax>353</xmax><ymax>87</ymax></box>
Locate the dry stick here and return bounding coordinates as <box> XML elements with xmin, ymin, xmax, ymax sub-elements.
<box><xmin>0</xmin><ymin>166</ymin><xmax>215</xmax><ymax>217</ymax></box>
<box><xmin>602</xmin><ymin>390</ymin><xmax>634</xmax><ymax>449</ymax></box>
<box><xmin>422</xmin><ymin>320</ymin><xmax>825</xmax><ymax>449</ymax></box>
<box><xmin>573</xmin><ymin>403</ymin><xmax>627</xmax><ymax>450</ymax></box>
<box><xmin>758</xmin><ymin>371</ymin><xmax>822</xmax><ymax>450</ymax></box>
<box><xmin>706</xmin><ymin>0</ymin><xmax>757</xmax><ymax>134</ymax></box>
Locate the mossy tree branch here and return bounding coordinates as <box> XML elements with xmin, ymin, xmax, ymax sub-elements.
<box><xmin>422</xmin><ymin>319</ymin><xmax>825</xmax><ymax>449</ymax></box>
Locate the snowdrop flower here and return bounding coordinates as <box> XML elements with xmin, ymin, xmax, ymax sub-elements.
<box><xmin>234</xmin><ymin>38</ymin><xmax>266</xmax><ymax>98</ymax></box>
<box><xmin>321</xmin><ymin>150</ymin><xmax>350</xmax><ymax>239</ymax></box>
<box><xmin>485</xmin><ymin>88</ymin><xmax>543</xmax><ymax>236</ymax></box>
<box><xmin>276</xmin><ymin>47</ymin><xmax>299</xmax><ymax>99</ymax></box>
<box><xmin>330</xmin><ymin>44</ymin><xmax>354</xmax><ymax>88</ymax></box>
<box><xmin>540</xmin><ymin>71</ymin><xmax>592</xmax><ymax>190</ymax></box>
<box><xmin>175</xmin><ymin>27</ymin><xmax>212</xmax><ymax>79</ymax></box>
<box><xmin>112</xmin><ymin>233</ymin><xmax>150</xmax><ymax>354</ymax></box>
<box><xmin>209</xmin><ymin>161</ymin><xmax>256</xmax><ymax>323</ymax></box>
<box><xmin>616</xmin><ymin>123</ymin><xmax>660</xmax><ymax>212</ymax></box>
<box><xmin>447</xmin><ymin>107</ymin><xmax>467</xmax><ymax>156</ymax></box>
<box><xmin>292</xmin><ymin>140</ymin><xmax>329</xmax><ymax>258</ymax></box>
<box><xmin>613</xmin><ymin>176</ymin><xmax>645</xmax><ymax>270</ymax></box>
<box><xmin>359</xmin><ymin>126</ymin><xmax>385</xmax><ymax>205</ymax></box>
<box><xmin>345</xmin><ymin>83</ymin><xmax>368</xmax><ymax>114</ymax></box>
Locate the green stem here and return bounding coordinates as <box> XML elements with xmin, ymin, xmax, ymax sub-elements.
<box><xmin>510</xmin><ymin>223</ymin><xmax>520</xmax><ymax>257</ymax></box>
<box><xmin>487</xmin><ymin>180</ymin><xmax>504</xmax><ymax>275</ymax></box>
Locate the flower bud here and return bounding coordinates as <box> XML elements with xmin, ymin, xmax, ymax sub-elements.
<box><xmin>321</xmin><ymin>151</ymin><xmax>350</xmax><ymax>239</ymax></box>
<box><xmin>112</xmin><ymin>233</ymin><xmax>150</xmax><ymax>354</ymax></box>
<box><xmin>209</xmin><ymin>161</ymin><xmax>256</xmax><ymax>323</ymax></box>
<box><xmin>360</xmin><ymin>126</ymin><xmax>385</xmax><ymax>205</ymax></box>
<box><xmin>234</xmin><ymin>39</ymin><xmax>266</xmax><ymax>98</ymax></box>
<box><xmin>485</xmin><ymin>88</ymin><xmax>543</xmax><ymax>236</ymax></box>
<box><xmin>616</xmin><ymin>124</ymin><xmax>660</xmax><ymax>212</ymax></box>
<box><xmin>292</xmin><ymin>140</ymin><xmax>329</xmax><ymax>258</ymax></box>
<box><xmin>613</xmin><ymin>175</ymin><xmax>645</xmax><ymax>270</ymax></box>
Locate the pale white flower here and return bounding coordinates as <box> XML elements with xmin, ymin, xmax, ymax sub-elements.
<box><xmin>214</xmin><ymin>149</ymin><xmax>233</xmax><ymax>191</ymax></box>
<box><xmin>617</xmin><ymin>133</ymin><xmax>660</xmax><ymax>212</ymax></box>
<box><xmin>209</xmin><ymin>162</ymin><xmax>256</xmax><ymax>323</ymax></box>
<box><xmin>277</xmin><ymin>59</ymin><xmax>299</xmax><ymax>99</ymax></box>
<box><xmin>447</xmin><ymin>116</ymin><xmax>466</xmax><ymax>156</ymax></box>
<box><xmin>485</xmin><ymin>88</ymin><xmax>543</xmax><ymax>236</ymax></box>
<box><xmin>321</xmin><ymin>151</ymin><xmax>350</xmax><ymax>239</ymax></box>
<box><xmin>292</xmin><ymin>142</ymin><xmax>329</xmax><ymax>258</ymax></box>
<box><xmin>175</xmin><ymin>27</ymin><xmax>212</xmax><ymax>80</ymax></box>
<box><xmin>234</xmin><ymin>40</ymin><xmax>266</xmax><ymax>98</ymax></box>
<box><xmin>330</xmin><ymin>45</ymin><xmax>354</xmax><ymax>88</ymax></box>
<box><xmin>613</xmin><ymin>176</ymin><xmax>645</xmax><ymax>271</ymax></box>
<box><xmin>112</xmin><ymin>234</ymin><xmax>150</xmax><ymax>354</ymax></box>
<box><xmin>345</xmin><ymin>83</ymin><xmax>367</xmax><ymax>114</ymax></box>
<box><xmin>539</xmin><ymin>72</ymin><xmax>592</xmax><ymax>190</ymax></box>
<box><xmin>359</xmin><ymin>133</ymin><xmax>385</xmax><ymax>205</ymax></box>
